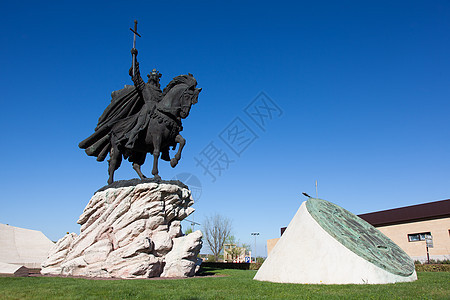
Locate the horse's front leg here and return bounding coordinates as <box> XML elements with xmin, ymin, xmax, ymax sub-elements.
<box><xmin>170</xmin><ymin>134</ymin><xmax>186</xmax><ymax>168</ymax></box>
<box><xmin>133</xmin><ymin>163</ymin><xmax>147</xmax><ymax>180</ymax></box>
<box><xmin>152</xmin><ymin>135</ymin><xmax>162</xmax><ymax>180</ymax></box>
<box><xmin>132</xmin><ymin>152</ymin><xmax>147</xmax><ymax>180</ymax></box>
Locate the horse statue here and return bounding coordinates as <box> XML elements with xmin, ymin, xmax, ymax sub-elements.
<box><xmin>79</xmin><ymin>48</ymin><xmax>201</xmax><ymax>184</ymax></box>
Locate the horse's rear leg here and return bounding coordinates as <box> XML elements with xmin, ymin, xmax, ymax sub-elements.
<box><xmin>108</xmin><ymin>144</ymin><xmax>122</xmax><ymax>185</ymax></box>
<box><xmin>170</xmin><ymin>134</ymin><xmax>186</xmax><ymax>168</ymax></box>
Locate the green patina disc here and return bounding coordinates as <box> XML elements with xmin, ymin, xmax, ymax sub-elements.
<box><xmin>305</xmin><ymin>198</ymin><xmax>415</xmax><ymax>277</ymax></box>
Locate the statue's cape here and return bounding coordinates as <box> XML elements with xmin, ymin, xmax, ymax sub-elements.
<box><xmin>78</xmin><ymin>85</ymin><xmax>143</xmax><ymax>161</ymax></box>
<box><xmin>97</xmin><ymin>85</ymin><xmax>143</xmax><ymax>130</ymax></box>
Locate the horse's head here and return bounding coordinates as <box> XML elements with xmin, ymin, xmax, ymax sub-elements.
<box><xmin>180</xmin><ymin>86</ymin><xmax>201</xmax><ymax>118</ymax></box>
<box><xmin>159</xmin><ymin>74</ymin><xmax>201</xmax><ymax>119</ymax></box>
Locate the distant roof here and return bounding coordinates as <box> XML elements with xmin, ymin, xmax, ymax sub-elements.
<box><xmin>358</xmin><ymin>199</ymin><xmax>450</xmax><ymax>227</ymax></box>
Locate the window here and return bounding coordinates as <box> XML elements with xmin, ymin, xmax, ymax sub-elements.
<box><xmin>408</xmin><ymin>232</ymin><xmax>431</xmax><ymax>242</ymax></box>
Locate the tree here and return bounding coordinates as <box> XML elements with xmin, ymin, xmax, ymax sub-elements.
<box><xmin>203</xmin><ymin>214</ymin><xmax>232</xmax><ymax>262</ymax></box>
<box><xmin>184</xmin><ymin>226</ymin><xmax>193</xmax><ymax>235</ymax></box>
<box><xmin>225</xmin><ymin>235</ymin><xmax>237</xmax><ymax>245</ymax></box>
<box><xmin>241</xmin><ymin>243</ymin><xmax>251</xmax><ymax>253</ymax></box>
<box><xmin>256</xmin><ymin>256</ymin><xmax>265</xmax><ymax>263</ymax></box>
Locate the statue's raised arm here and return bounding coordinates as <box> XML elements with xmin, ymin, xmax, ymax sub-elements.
<box><xmin>129</xmin><ymin>48</ymin><xmax>145</xmax><ymax>92</ymax></box>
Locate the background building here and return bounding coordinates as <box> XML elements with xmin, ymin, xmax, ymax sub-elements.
<box><xmin>223</xmin><ymin>243</ymin><xmax>251</xmax><ymax>263</ymax></box>
<box><xmin>0</xmin><ymin>223</ymin><xmax>55</xmax><ymax>271</ymax></box>
<box><xmin>359</xmin><ymin>199</ymin><xmax>449</xmax><ymax>262</ymax></box>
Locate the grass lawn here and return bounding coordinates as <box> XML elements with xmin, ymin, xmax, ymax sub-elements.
<box><xmin>0</xmin><ymin>269</ymin><xmax>448</xmax><ymax>299</ymax></box>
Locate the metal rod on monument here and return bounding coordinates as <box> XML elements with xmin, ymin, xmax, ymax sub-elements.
<box><xmin>251</xmin><ymin>232</ymin><xmax>259</xmax><ymax>262</ymax></box>
<box><xmin>130</xmin><ymin>20</ymin><xmax>141</xmax><ymax>76</ymax></box>
<box><xmin>184</xmin><ymin>219</ymin><xmax>201</xmax><ymax>226</ymax></box>
<box><xmin>315</xmin><ymin>180</ymin><xmax>318</xmax><ymax>198</ymax></box>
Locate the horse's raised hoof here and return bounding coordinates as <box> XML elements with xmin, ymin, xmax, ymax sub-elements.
<box><xmin>170</xmin><ymin>158</ymin><xmax>178</xmax><ymax>168</ymax></box>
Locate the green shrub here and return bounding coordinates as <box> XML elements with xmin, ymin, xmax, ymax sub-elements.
<box><xmin>414</xmin><ymin>259</ymin><xmax>450</xmax><ymax>265</ymax></box>
<box><xmin>415</xmin><ymin>264</ymin><xmax>450</xmax><ymax>272</ymax></box>
<box><xmin>201</xmin><ymin>262</ymin><xmax>251</xmax><ymax>270</ymax></box>
<box><xmin>205</xmin><ymin>255</ymin><xmax>216</xmax><ymax>262</ymax></box>
<box><xmin>249</xmin><ymin>263</ymin><xmax>262</xmax><ymax>270</ymax></box>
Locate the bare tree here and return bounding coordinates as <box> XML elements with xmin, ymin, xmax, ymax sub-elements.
<box><xmin>203</xmin><ymin>214</ymin><xmax>232</xmax><ymax>262</ymax></box>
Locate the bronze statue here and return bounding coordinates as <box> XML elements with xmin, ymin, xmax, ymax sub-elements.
<box><xmin>79</xmin><ymin>21</ymin><xmax>201</xmax><ymax>184</ymax></box>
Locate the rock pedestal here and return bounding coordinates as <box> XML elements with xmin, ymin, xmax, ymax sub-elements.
<box><xmin>41</xmin><ymin>180</ymin><xmax>202</xmax><ymax>278</ymax></box>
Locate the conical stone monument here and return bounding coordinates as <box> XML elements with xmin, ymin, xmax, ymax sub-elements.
<box><xmin>254</xmin><ymin>198</ymin><xmax>417</xmax><ymax>284</ymax></box>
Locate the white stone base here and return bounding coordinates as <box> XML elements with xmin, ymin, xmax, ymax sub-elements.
<box><xmin>254</xmin><ymin>202</ymin><xmax>417</xmax><ymax>284</ymax></box>
<box><xmin>0</xmin><ymin>262</ymin><xmax>29</xmax><ymax>277</ymax></box>
<box><xmin>41</xmin><ymin>181</ymin><xmax>202</xmax><ymax>278</ymax></box>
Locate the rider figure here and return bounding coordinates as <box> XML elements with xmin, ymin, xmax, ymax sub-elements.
<box><xmin>125</xmin><ymin>48</ymin><xmax>163</xmax><ymax>149</ymax></box>
<box><xmin>147</xmin><ymin>68</ymin><xmax>162</xmax><ymax>89</ymax></box>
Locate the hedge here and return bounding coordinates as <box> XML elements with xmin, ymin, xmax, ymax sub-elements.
<box><xmin>415</xmin><ymin>264</ymin><xmax>450</xmax><ymax>272</ymax></box>
<box><xmin>202</xmin><ymin>262</ymin><xmax>450</xmax><ymax>272</ymax></box>
<box><xmin>201</xmin><ymin>262</ymin><xmax>262</xmax><ymax>270</ymax></box>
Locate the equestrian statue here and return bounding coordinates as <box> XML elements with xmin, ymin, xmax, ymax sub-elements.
<box><xmin>79</xmin><ymin>21</ymin><xmax>201</xmax><ymax>184</ymax></box>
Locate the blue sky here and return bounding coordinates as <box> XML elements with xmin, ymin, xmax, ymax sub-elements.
<box><xmin>0</xmin><ymin>1</ymin><xmax>449</xmax><ymax>257</ymax></box>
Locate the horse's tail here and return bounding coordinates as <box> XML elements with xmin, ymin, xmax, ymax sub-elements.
<box><xmin>83</xmin><ymin>134</ymin><xmax>111</xmax><ymax>162</ymax></box>
<box><xmin>96</xmin><ymin>140</ymin><xmax>111</xmax><ymax>162</ymax></box>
